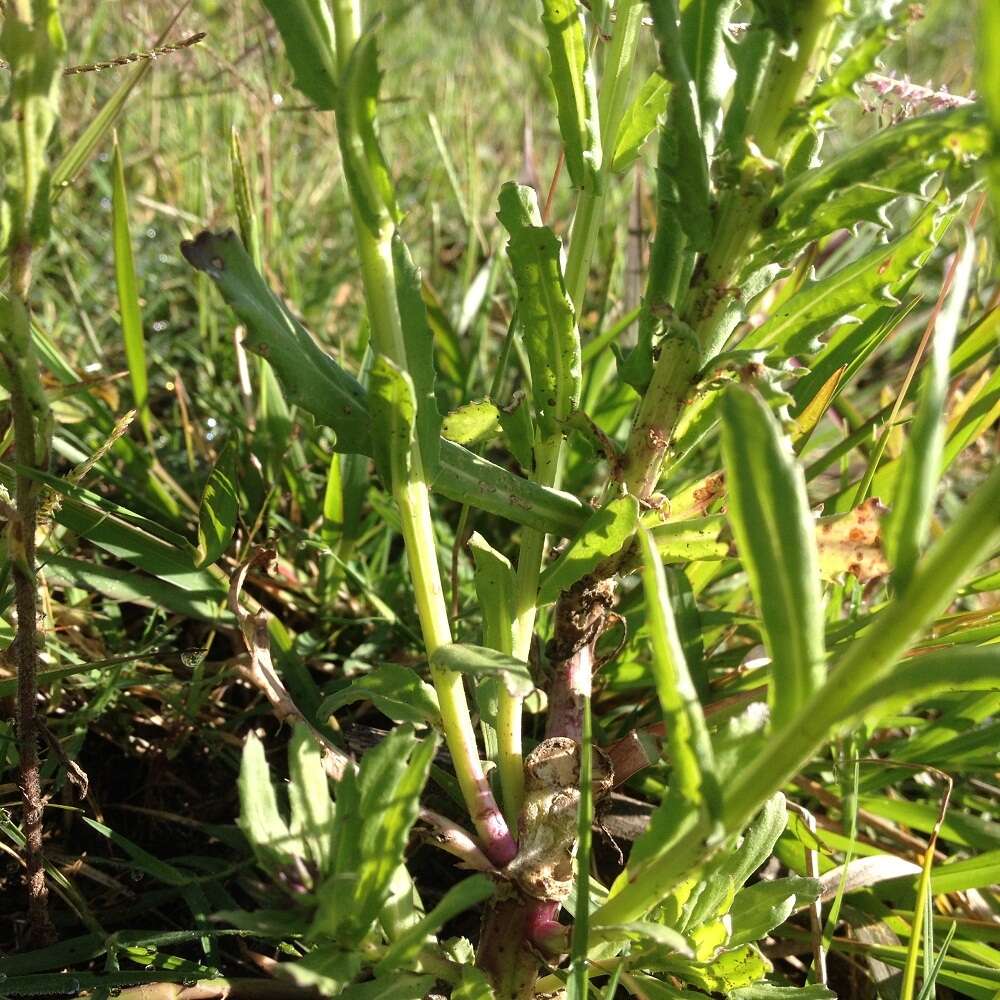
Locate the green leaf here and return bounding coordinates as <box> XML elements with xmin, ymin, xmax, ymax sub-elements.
<box><xmin>336</xmin><ymin>22</ymin><xmax>399</xmax><ymax>231</ymax></box>
<box><xmin>180</xmin><ymin>230</ymin><xmax>371</xmax><ymax>453</ymax></box>
<box><xmin>593</xmin><ymin>921</ymin><xmax>692</xmax><ymax>957</ymax></box>
<box><xmin>885</xmin><ymin>234</ymin><xmax>973</xmax><ymax>590</ymax></box>
<box><xmin>182</xmin><ymin>230</ymin><xmax>589</xmax><ymax>537</ymax></box>
<box><xmin>442</xmin><ymin>399</ymin><xmax>502</xmax><ymax>447</ymax></box>
<box><xmin>684</xmin><ymin>793</ymin><xmax>787</xmax><ymax>930</ymax></box>
<box><xmin>839</xmin><ymin>647</ymin><xmax>1000</xmax><ymax>728</ymax></box>
<box><xmin>539</xmin><ymin>0</ymin><xmax>601</xmax><ymax>189</ymax></box>
<box><xmin>111</xmin><ymin>136</ymin><xmax>150</xmax><ymax>437</ymax></box>
<box><xmin>341</xmin><ymin>976</ymin><xmax>438</xmax><ymax>1000</ymax></box>
<box><xmin>374</xmin><ymin>875</ymin><xmax>493</xmax><ymax>976</ymax></box>
<box><xmin>317</xmin><ymin>663</ymin><xmax>441</xmax><ymax>727</ymax></box>
<box><xmin>497</xmin><ymin>182</ymin><xmax>581</xmax><ymax>432</ymax></box>
<box><xmin>287</xmin><ymin>725</ymin><xmax>336</xmax><ymax>878</ymax></box>
<box><xmin>765</xmin><ymin>107</ymin><xmax>988</xmax><ymax>258</ymax></box>
<box><xmin>237</xmin><ymin>732</ymin><xmax>294</xmax><ymax>876</ymax></box>
<box><xmin>469</xmin><ymin>533</ymin><xmax>516</xmax><ymax>656</ymax></box>
<box><xmin>638</xmin><ymin>527</ymin><xmax>720</xmax><ymax>821</ymax></box>
<box><xmin>744</xmin><ymin>196</ymin><xmax>957</xmax><ymax>357</ymax></box>
<box><xmin>648</xmin><ymin>0</ymin><xmax>712</xmax><ymax>250</ymax></box>
<box><xmin>44</xmin><ymin>553</ymin><xmax>231</xmax><ymax>626</ymax></box>
<box><xmin>930</xmin><ymin>850</ymin><xmax>1000</xmax><ymax>894</ymax></box>
<box><xmin>680</xmin><ymin>0</ymin><xmax>737</xmax><ymax>147</ymax></box>
<box><xmin>538</xmin><ymin>495</ymin><xmax>639</xmax><ymax>605</ymax></box>
<box><xmin>312</xmin><ymin>727</ymin><xmax>437</xmax><ymax>945</ymax></box>
<box><xmin>280</xmin><ymin>947</ymin><xmax>362</xmax><ymax>997</ymax></box>
<box><xmin>195</xmin><ymin>436</ymin><xmax>239</xmax><ymax>569</ymax></box>
<box><xmin>369</xmin><ymin>355</ymin><xmax>416</xmax><ymax>490</ymax></box>
<box><xmin>261</xmin><ymin>0</ymin><xmax>338</xmax><ymax>109</ymax></box>
<box><xmin>978</xmin><ymin>0</ymin><xmax>1000</xmax><ymax>217</ymax></box>
<box><xmin>719</xmin><ymin>386</ymin><xmax>825</xmax><ymax>730</ymax></box>
<box><xmin>391</xmin><ymin>233</ymin><xmax>442</xmax><ymax>479</ymax></box>
<box><xmin>728</xmin><ymin>876</ymin><xmax>819</xmax><ymax>948</ymax></box>
<box><xmin>642</xmin><ymin>515</ymin><xmax>728</xmax><ymax>567</ymax></box>
<box><xmin>429</xmin><ymin>643</ymin><xmax>534</xmax><ymax>698</ymax></box>
<box><xmin>610</xmin><ymin>71</ymin><xmax>671</xmax><ymax>174</ymax></box>
<box><xmin>729</xmin><ymin>986</ymin><xmax>835</xmax><ymax>999</ymax></box>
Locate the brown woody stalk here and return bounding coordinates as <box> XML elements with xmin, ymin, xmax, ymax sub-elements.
<box><xmin>4</xmin><ymin>255</ymin><xmax>55</xmax><ymax>948</ymax></box>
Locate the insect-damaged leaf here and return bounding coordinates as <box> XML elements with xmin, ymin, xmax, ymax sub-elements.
<box><xmin>442</xmin><ymin>399</ymin><xmax>502</xmax><ymax>447</ymax></box>
<box><xmin>815</xmin><ymin>498</ymin><xmax>890</xmax><ymax>584</ymax></box>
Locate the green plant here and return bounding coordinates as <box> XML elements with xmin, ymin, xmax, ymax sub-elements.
<box><xmin>2</xmin><ymin>1</ymin><xmax>999</xmax><ymax>998</ymax></box>
<box><xmin>172</xmin><ymin>0</ymin><xmax>1000</xmax><ymax>997</ymax></box>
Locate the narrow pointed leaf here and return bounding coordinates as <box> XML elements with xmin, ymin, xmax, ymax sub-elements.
<box><xmin>195</xmin><ymin>436</ymin><xmax>239</xmax><ymax>569</ymax></box>
<box><xmin>111</xmin><ymin>138</ymin><xmax>150</xmax><ymax>437</ymax></box>
<box><xmin>720</xmin><ymin>386</ymin><xmax>825</xmax><ymax>729</ymax></box>
<box><xmin>638</xmin><ymin>527</ymin><xmax>720</xmax><ymax>820</ymax></box>
<box><xmin>885</xmin><ymin>234</ymin><xmax>973</xmax><ymax>590</ymax></box>
<box><xmin>261</xmin><ymin>0</ymin><xmax>339</xmax><ymax>110</ymax></box>
<box><xmin>538</xmin><ymin>495</ymin><xmax>639</xmax><ymax>605</ymax></box>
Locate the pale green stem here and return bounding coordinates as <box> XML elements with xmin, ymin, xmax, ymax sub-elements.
<box><xmin>498</xmin><ymin>1</ymin><xmax>644</xmax><ymax>824</ymax></box>
<box><xmin>332</xmin><ymin>0</ymin><xmax>514</xmax><ymax>864</ymax></box>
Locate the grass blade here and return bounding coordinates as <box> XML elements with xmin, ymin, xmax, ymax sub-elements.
<box><xmin>111</xmin><ymin>136</ymin><xmax>150</xmax><ymax>438</ymax></box>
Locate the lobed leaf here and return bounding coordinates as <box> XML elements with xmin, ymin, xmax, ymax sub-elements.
<box><xmin>745</xmin><ymin>195</ymin><xmax>957</xmax><ymax>357</ymax></box>
<box><xmin>312</xmin><ymin>726</ymin><xmax>438</xmax><ymax>945</ymax></box>
<box><xmin>182</xmin><ymin>230</ymin><xmax>589</xmax><ymax>536</ymax></box>
<box><xmin>539</xmin><ymin>0</ymin><xmax>601</xmax><ymax>188</ymax></box>
<box><xmin>497</xmin><ymin>182</ymin><xmax>581</xmax><ymax>433</ymax></box>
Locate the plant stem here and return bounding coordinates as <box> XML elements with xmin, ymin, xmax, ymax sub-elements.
<box><xmin>332</xmin><ymin>0</ymin><xmax>515</xmax><ymax>866</ymax></box>
<box><xmin>3</xmin><ymin>298</ymin><xmax>55</xmax><ymax>946</ymax></box>
<box><xmin>501</xmin><ymin>2</ymin><xmax>643</xmax><ymax>823</ymax></box>
<box><xmin>1</xmin><ymin>0</ymin><xmax>62</xmax><ymax>947</ymax></box>
<box><xmin>682</xmin><ymin>0</ymin><xmax>838</xmax><ymax>357</ymax></box>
